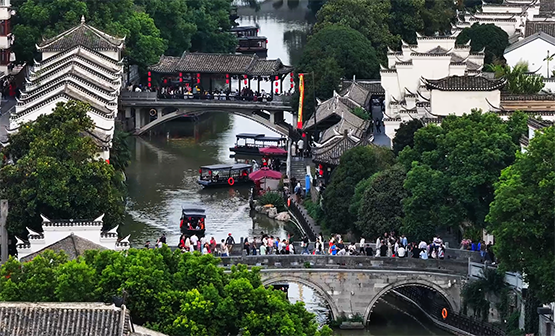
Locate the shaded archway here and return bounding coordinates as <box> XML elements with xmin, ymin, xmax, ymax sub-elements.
<box><xmin>262</xmin><ymin>274</ymin><xmax>340</xmax><ymax>320</ymax></box>
<box><xmin>364</xmin><ymin>278</ymin><xmax>458</xmax><ymax>323</ymax></box>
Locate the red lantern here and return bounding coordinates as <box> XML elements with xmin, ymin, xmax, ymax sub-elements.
<box><xmin>266</xmin><ymin>39</ymin><xmax>268</xmax><ymax>44</ymax></box>
<box><xmin>148</xmin><ymin>82</ymin><xmax>151</xmax><ymax>88</ymax></box>
<box><xmin>275</xmin><ymin>88</ymin><xmax>278</xmax><ymax>93</ymax></box>
<box><xmin>226</xmin><ymin>74</ymin><xmax>229</xmax><ymax>78</ymax></box>
<box><xmin>148</xmin><ymin>77</ymin><xmax>151</xmax><ymax>82</ymax></box>
<box><xmin>318</xmin><ymin>164</ymin><xmax>323</xmax><ymax>176</ymax></box>
<box><xmin>290</xmin><ymin>83</ymin><xmax>294</xmax><ymax>89</ymax></box>
<box><xmin>275</xmin><ymin>76</ymin><xmax>279</xmax><ymax>80</ymax></box>
<box><xmin>197</xmin><ymin>78</ymin><xmax>200</xmax><ymax>84</ymax></box>
<box><xmin>226</xmin><ymin>79</ymin><xmax>229</xmax><ymax>84</ymax></box>
<box><xmin>163</xmin><ymin>79</ymin><xmax>167</xmax><ymax>84</ymax></box>
<box><xmin>275</xmin><ymin>81</ymin><xmax>278</xmax><ymax>86</ymax></box>
<box><xmin>244</xmin><ymin>75</ymin><xmax>247</xmax><ymax>79</ymax></box>
<box><xmin>244</xmin><ymin>80</ymin><xmax>247</xmax><ymax>85</ymax></box>
<box><xmin>147</xmin><ymin>72</ymin><xmax>151</xmax><ymax>77</ymax></box>
<box><xmin>179</xmin><ymin>78</ymin><xmax>183</xmax><ymax>82</ymax></box>
<box><xmin>197</xmin><ymin>73</ymin><xmax>201</xmax><ymax>78</ymax></box>
<box><xmin>106</xmin><ymin>159</ymin><xmax>110</xmax><ymax>164</ymax></box>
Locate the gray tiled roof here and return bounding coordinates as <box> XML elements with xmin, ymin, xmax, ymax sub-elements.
<box><xmin>340</xmin><ymin>82</ymin><xmax>370</xmax><ymax>107</ymax></box>
<box><xmin>0</xmin><ymin>302</ymin><xmax>130</xmax><ymax>336</ymax></box>
<box><xmin>505</xmin><ymin>31</ymin><xmax>555</xmax><ymax>53</ymax></box>
<box><xmin>38</xmin><ymin>22</ymin><xmax>124</xmax><ymax>52</ymax></box>
<box><xmin>20</xmin><ymin>234</ymin><xmax>108</xmax><ymax>262</ymax></box>
<box><xmin>313</xmin><ymin>132</ymin><xmax>366</xmax><ymax>166</ymax></box>
<box><xmin>525</xmin><ymin>21</ymin><xmax>555</xmax><ymax>37</ymax></box>
<box><xmin>422</xmin><ymin>75</ymin><xmax>506</xmax><ymax>91</ymax></box>
<box><xmin>149</xmin><ymin>52</ymin><xmax>293</xmax><ymax>75</ymax></box>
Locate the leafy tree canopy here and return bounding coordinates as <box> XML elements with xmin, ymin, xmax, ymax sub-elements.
<box><xmin>11</xmin><ymin>0</ymin><xmax>237</xmax><ymax>68</ymax></box>
<box><xmin>487</xmin><ymin>126</ymin><xmax>555</xmax><ymax>302</ymax></box>
<box><xmin>421</xmin><ymin>0</ymin><xmax>457</xmax><ymax>36</ymax></box>
<box><xmin>0</xmin><ymin>249</ymin><xmax>332</xmax><ymax>336</ymax></box>
<box><xmin>455</xmin><ymin>23</ymin><xmax>509</xmax><ymax>65</ymax></box>
<box><xmin>399</xmin><ymin>111</ymin><xmax>527</xmax><ymax>241</ymax></box>
<box><xmin>322</xmin><ymin>145</ymin><xmax>395</xmax><ymax>234</ymax></box>
<box><xmin>0</xmin><ymin>101</ymin><xmax>125</xmax><ymax>235</ymax></box>
<box><xmin>488</xmin><ymin>62</ymin><xmax>545</xmax><ymax>94</ymax></box>
<box><xmin>314</xmin><ymin>0</ymin><xmax>396</xmax><ymax>59</ymax></box>
<box><xmin>355</xmin><ymin>164</ymin><xmax>409</xmax><ymax>240</ymax></box>
<box><xmin>389</xmin><ymin>0</ymin><xmax>424</xmax><ymax>45</ymax></box>
<box><xmin>295</xmin><ymin>24</ymin><xmax>380</xmax><ymax>121</ymax></box>
<box><xmin>392</xmin><ymin>119</ymin><xmax>425</xmax><ymax>156</ymax></box>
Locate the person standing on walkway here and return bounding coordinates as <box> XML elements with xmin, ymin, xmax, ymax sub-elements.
<box><xmin>297</xmin><ymin>138</ymin><xmax>304</xmax><ymax>157</ymax></box>
<box><xmin>226</xmin><ymin>233</ymin><xmax>235</xmax><ymax>254</ymax></box>
<box><xmin>375</xmin><ymin>118</ymin><xmax>381</xmax><ymax>133</ymax></box>
<box><xmin>359</xmin><ymin>237</ymin><xmax>365</xmax><ymax>254</ymax></box>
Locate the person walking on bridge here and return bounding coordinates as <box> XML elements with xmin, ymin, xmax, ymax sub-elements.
<box><xmin>226</xmin><ymin>233</ymin><xmax>235</xmax><ymax>255</ymax></box>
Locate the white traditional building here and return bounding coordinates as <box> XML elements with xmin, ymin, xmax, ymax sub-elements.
<box><xmin>504</xmin><ymin>31</ymin><xmax>555</xmax><ymax>76</ymax></box>
<box><xmin>379</xmin><ymin>32</ymin><xmax>507</xmax><ymax>141</ymax></box>
<box><xmin>15</xmin><ymin>214</ymin><xmax>130</xmax><ymax>261</ymax></box>
<box><xmin>8</xmin><ymin>16</ymin><xmax>125</xmax><ymax>160</ymax></box>
<box><xmin>0</xmin><ymin>0</ymin><xmax>16</xmax><ymax>79</ymax></box>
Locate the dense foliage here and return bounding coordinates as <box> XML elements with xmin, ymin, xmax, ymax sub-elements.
<box><xmin>399</xmin><ymin>111</ymin><xmax>527</xmax><ymax>241</ymax></box>
<box><xmin>487</xmin><ymin>126</ymin><xmax>555</xmax><ymax>302</ymax></box>
<box><xmin>11</xmin><ymin>0</ymin><xmax>236</xmax><ymax>68</ymax></box>
<box><xmin>355</xmin><ymin>165</ymin><xmax>409</xmax><ymax>240</ymax></box>
<box><xmin>294</xmin><ymin>25</ymin><xmax>380</xmax><ymax>121</ymax></box>
<box><xmin>0</xmin><ymin>249</ymin><xmax>332</xmax><ymax>336</ymax></box>
<box><xmin>257</xmin><ymin>192</ymin><xmax>286</xmax><ymax>212</ymax></box>
<box><xmin>322</xmin><ymin>145</ymin><xmax>395</xmax><ymax>234</ymax></box>
<box><xmin>0</xmin><ymin>101</ymin><xmax>125</xmax><ymax>235</ymax></box>
<box><xmin>455</xmin><ymin>23</ymin><xmax>509</xmax><ymax>65</ymax></box>
<box><xmin>392</xmin><ymin>119</ymin><xmax>425</xmax><ymax>156</ymax></box>
<box><xmin>462</xmin><ymin>268</ymin><xmax>507</xmax><ymax>321</ymax></box>
<box><xmin>488</xmin><ymin>62</ymin><xmax>545</xmax><ymax>94</ymax></box>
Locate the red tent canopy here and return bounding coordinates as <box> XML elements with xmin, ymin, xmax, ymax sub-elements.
<box><xmin>249</xmin><ymin>167</ymin><xmax>282</xmax><ymax>181</ymax></box>
<box><xmin>259</xmin><ymin>146</ymin><xmax>287</xmax><ymax>156</ymax></box>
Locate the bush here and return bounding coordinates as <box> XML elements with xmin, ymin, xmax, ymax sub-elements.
<box><xmin>352</xmin><ymin>107</ymin><xmax>370</xmax><ymax>120</ymax></box>
<box><xmin>257</xmin><ymin>192</ymin><xmax>286</xmax><ymax>212</ymax></box>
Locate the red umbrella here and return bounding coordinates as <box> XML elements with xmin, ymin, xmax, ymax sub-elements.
<box><xmin>249</xmin><ymin>167</ymin><xmax>282</xmax><ymax>181</ymax></box>
<box><xmin>259</xmin><ymin>146</ymin><xmax>287</xmax><ymax>156</ymax></box>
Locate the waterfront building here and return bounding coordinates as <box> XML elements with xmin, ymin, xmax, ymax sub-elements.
<box><xmin>8</xmin><ymin>16</ymin><xmax>125</xmax><ymax>160</ymax></box>
<box><xmin>379</xmin><ymin>32</ymin><xmax>508</xmax><ymax>141</ymax></box>
<box><xmin>15</xmin><ymin>214</ymin><xmax>130</xmax><ymax>261</ymax></box>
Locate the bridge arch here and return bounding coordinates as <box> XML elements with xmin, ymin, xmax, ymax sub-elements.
<box><xmin>135</xmin><ymin>107</ymin><xmax>290</xmax><ymax>136</ymax></box>
<box><xmin>262</xmin><ymin>274</ymin><xmax>340</xmax><ymax>320</ymax></box>
<box><xmin>363</xmin><ymin>278</ymin><xmax>458</xmax><ymax>323</ymax></box>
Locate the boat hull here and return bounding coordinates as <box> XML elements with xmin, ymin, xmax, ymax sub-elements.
<box><xmin>197</xmin><ymin>178</ymin><xmax>253</xmax><ymax>188</ymax></box>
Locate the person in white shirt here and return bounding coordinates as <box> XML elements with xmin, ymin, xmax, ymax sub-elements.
<box><xmin>288</xmin><ymin>242</ymin><xmax>295</xmax><ymax>254</ymax></box>
<box><xmin>359</xmin><ymin>237</ymin><xmax>366</xmax><ymax>254</ymax></box>
<box><xmin>420</xmin><ymin>249</ymin><xmax>428</xmax><ymax>260</ymax></box>
<box><xmin>297</xmin><ymin>139</ymin><xmax>304</xmax><ymax>157</ymax></box>
<box><xmin>220</xmin><ymin>241</ymin><xmax>229</xmax><ymax>256</ymax></box>
<box><xmin>394</xmin><ymin>241</ymin><xmax>399</xmax><ymax>256</ymax></box>
<box><xmin>190</xmin><ymin>234</ymin><xmax>199</xmax><ymax>250</ymax></box>
<box><xmin>375</xmin><ymin>237</ymin><xmax>381</xmax><ymax>250</ymax></box>
<box><xmin>260</xmin><ymin>244</ymin><xmax>267</xmax><ymax>255</ymax></box>
<box><xmin>418</xmin><ymin>240</ymin><xmax>427</xmax><ymax>250</ymax></box>
<box><xmin>398</xmin><ymin>245</ymin><xmax>406</xmax><ymax>258</ymax></box>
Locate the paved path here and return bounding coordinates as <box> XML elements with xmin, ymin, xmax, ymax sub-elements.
<box><xmin>371</xmin><ymin>104</ymin><xmax>391</xmax><ymax>147</ymax></box>
<box><xmin>0</xmin><ymin>98</ymin><xmax>15</xmax><ymax>143</ymax></box>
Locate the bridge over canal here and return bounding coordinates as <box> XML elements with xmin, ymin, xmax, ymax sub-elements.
<box><xmin>219</xmin><ymin>255</ymin><xmax>468</xmax><ymax>325</ymax></box>
<box><xmin>120</xmin><ymin>91</ymin><xmax>294</xmax><ymax>136</ymax></box>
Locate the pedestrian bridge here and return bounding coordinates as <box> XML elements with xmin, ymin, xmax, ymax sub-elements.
<box><xmin>219</xmin><ymin>255</ymin><xmax>467</xmax><ymax>324</ymax></box>
<box><xmin>119</xmin><ymin>91</ymin><xmax>294</xmax><ymax>136</ymax></box>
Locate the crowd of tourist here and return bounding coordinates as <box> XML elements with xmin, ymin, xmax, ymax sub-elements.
<box><xmin>144</xmin><ymin>230</ymin><xmax>495</xmax><ymax>262</ymax></box>
<box><xmin>128</xmin><ymin>83</ymin><xmax>292</xmax><ymax>102</ymax></box>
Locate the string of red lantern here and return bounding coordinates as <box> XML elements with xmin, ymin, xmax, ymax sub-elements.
<box><xmin>147</xmin><ymin>71</ymin><xmax>151</xmax><ymax>88</ymax></box>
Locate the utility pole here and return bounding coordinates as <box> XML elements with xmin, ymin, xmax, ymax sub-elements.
<box><xmin>0</xmin><ymin>200</ymin><xmax>8</xmax><ymax>264</ymax></box>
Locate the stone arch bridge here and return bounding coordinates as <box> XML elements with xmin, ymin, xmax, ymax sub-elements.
<box><xmin>119</xmin><ymin>92</ymin><xmax>294</xmax><ymax>136</ymax></box>
<box><xmin>219</xmin><ymin>255</ymin><xmax>467</xmax><ymax>323</ymax></box>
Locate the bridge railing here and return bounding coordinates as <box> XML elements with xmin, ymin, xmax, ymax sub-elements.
<box><xmin>119</xmin><ymin>90</ymin><xmax>292</xmax><ymax>107</ymax></box>
<box><xmin>218</xmin><ymin>255</ymin><xmax>469</xmax><ymax>274</ymax></box>
<box><xmin>120</xmin><ymin>91</ymin><xmax>157</xmax><ymax>101</ymax></box>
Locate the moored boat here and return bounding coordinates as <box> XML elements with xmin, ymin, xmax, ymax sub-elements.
<box><xmin>229</xmin><ymin>133</ymin><xmax>287</xmax><ymax>156</ymax></box>
<box><xmin>197</xmin><ymin>163</ymin><xmax>253</xmax><ymax>187</ymax></box>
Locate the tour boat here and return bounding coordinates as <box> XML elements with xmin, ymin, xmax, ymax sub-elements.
<box><xmin>197</xmin><ymin>163</ymin><xmax>253</xmax><ymax>187</ymax></box>
<box><xmin>229</xmin><ymin>133</ymin><xmax>287</xmax><ymax>156</ymax></box>
<box><xmin>180</xmin><ymin>207</ymin><xmax>206</xmax><ymax>238</ymax></box>
<box><xmin>230</xmin><ymin>26</ymin><xmax>268</xmax><ymax>55</ymax></box>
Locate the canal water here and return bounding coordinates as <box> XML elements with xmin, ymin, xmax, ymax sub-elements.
<box><xmin>121</xmin><ymin>1</ymin><xmax>452</xmax><ymax>334</ymax></box>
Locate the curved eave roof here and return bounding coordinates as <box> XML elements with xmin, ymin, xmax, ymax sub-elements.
<box><xmin>421</xmin><ymin>75</ymin><xmax>506</xmax><ymax>91</ymax></box>
<box><xmin>37</xmin><ymin>22</ymin><xmax>124</xmax><ymax>52</ymax></box>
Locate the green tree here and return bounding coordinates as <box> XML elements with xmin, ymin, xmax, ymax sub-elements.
<box><xmin>110</xmin><ymin>130</ymin><xmax>131</xmax><ymax>173</ymax></box>
<box><xmin>0</xmin><ymin>101</ymin><xmax>125</xmax><ymax>235</ymax></box>
<box><xmin>389</xmin><ymin>0</ymin><xmax>424</xmax><ymax>45</ymax></box>
<box><xmin>314</xmin><ymin>0</ymin><xmax>396</xmax><ymax>59</ymax></box>
<box><xmin>399</xmin><ymin>111</ymin><xmax>527</xmax><ymax>241</ymax></box>
<box><xmin>11</xmin><ymin>0</ymin><xmax>166</xmax><ymax>68</ymax></box>
<box><xmin>421</xmin><ymin>0</ymin><xmax>456</xmax><ymax>36</ymax></box>
<box><xmin>455</xmin><ymin>23</ymin><xmax>509</xmax><ymax>65</ymax></box>
<box><xmin>295</xmin><ymin>25</ymin><xmax>380</xmax><ymax>121</ymax></box>
<box><xmin>355</xmin><ymin>164</ymin><xmax>409</xmax><ymax>240</ymax></box>
<box><xmin>322</xmin><ymin>145</ymin><xmax>395</xmax><ymax>234</ymax></box>
<box><xmin>487</xmin><ymin>126</ymin><xmax>555</xmax><ymax>302</ymax></box>
<box><xmin>488</xmin><ymin>62</ymin><xmax>545</xmax><ymax>94</ymax></box>
<box><xmin>0</xmin><ymin>249</ymin><xmax>332</xmax><ymax>336</ymax></box>
<box><xmin>392</xmin><ymin>119</ymin><xmax>424</xmax><ymax>156</ymax></box>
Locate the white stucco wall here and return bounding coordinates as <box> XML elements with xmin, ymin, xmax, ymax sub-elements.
<box><xmin>429</xmin><ymin>90</ymin><xmax>501</xmax><ymax>116</ymax></box>
<box><xmin>413</xmin><ymin>57</ymin><xmax>452</xmax><ymax>80</ymax></box>
<box><xmin>505</xmin><ymin>38</ymin><xmax>555</xmax><ymax>77</ymax></box>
